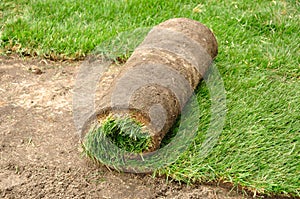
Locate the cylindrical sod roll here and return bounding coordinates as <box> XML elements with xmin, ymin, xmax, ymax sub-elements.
<box><xmin>85</xmin><ymin>18</ymin><xmax>218</xmax><ymax>154</ymax></box>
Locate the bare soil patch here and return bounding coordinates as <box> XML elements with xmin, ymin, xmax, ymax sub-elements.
<box><xmin>0</xmin><ymin>56</ymin><xmax>246</xmax><ymax>198</ymax></box>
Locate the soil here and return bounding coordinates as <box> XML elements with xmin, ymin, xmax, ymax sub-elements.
<box><xmin>0</xmin><ymin>56</ymin><xmax>248</xmax><ymax>199</ymax></box>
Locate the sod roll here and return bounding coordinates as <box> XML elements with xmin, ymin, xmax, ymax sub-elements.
<box><xmin>84</xmin><ymin>18</ymin><xmax>218</xmax><ymax>156</ymax></box>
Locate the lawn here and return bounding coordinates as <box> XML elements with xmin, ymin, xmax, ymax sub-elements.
<box><xmin>1</xmin><ymin>0</ymin><xmax>299</xmax><ymax>197</ymax></box>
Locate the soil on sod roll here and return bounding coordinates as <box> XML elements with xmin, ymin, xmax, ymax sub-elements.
<box><xmin>83</xmin><ymin>18</ymin><xmax>218</xmax><ymax>166</ymax></box>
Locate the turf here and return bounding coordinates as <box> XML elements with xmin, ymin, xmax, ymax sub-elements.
<box><xmin>84</xmin><ymin>116</ymin><xmax>152</xmax><ymax>154</ymax></box>
<box><xmin>1</xmin><ymin>0</ymin><xmax>299</xmax><ymax>197</ymax></box>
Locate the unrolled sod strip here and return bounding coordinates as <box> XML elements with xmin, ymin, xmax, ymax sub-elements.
<box><xmin>83</xmin><ymin>18</ymin><xmax>218</xmax><ymax>157</ymax></box>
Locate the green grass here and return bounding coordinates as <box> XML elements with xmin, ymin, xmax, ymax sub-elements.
<box><xmin>84</xmin><ymin>116</ymin><xmax>152</xmax><ymax>154</ymax></box>
<box><xmin>1</xmin><ymin>0</ymin><xmax>299</xmax><ymax>197</ymax></box>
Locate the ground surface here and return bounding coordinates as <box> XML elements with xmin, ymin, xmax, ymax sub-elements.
<box><xmin>0</xmin><ymin>56</ymin><xmax>247</xmax><ymax>199</ymax></box>
<box><xmin>2</xmin><ymin>1</ymin><xmax>300</xmax><ymax>197</ymax></box>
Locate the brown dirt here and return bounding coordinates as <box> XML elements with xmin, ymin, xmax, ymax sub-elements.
<box><xmin>0</xmin><ymin>56</ymin><xmax>248</xmax><ymax>199</ymax></box>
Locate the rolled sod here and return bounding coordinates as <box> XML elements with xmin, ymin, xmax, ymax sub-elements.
<box><xmin>83</xmin><ymin>18</ymin><xmax>218</xmax><ymax>166</ymax></box>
